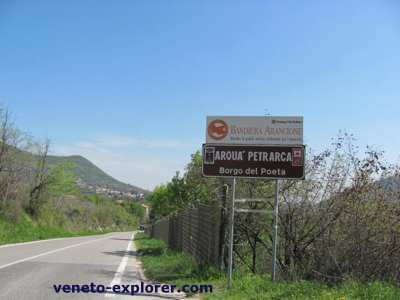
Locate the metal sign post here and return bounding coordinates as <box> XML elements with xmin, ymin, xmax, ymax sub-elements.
<box><xmin>203</xmin><ymin>115</ymin><xmax>305</xmax><ymax>286</ymax></box>
<box><xmin>271</xmin><ymin>179</ymin><xmax>279</xmax><ymax>281</ymax></box>
<box><xmin>227</xmin><ymin>177</ymin><xmax>236</xmax><ymax>289</ymax></box>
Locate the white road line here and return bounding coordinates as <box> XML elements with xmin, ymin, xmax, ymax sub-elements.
<box><xmin>0</xmin><ymin>232</ymin><xmax>114</xmax><ymax>249</ymax></box>
<box><xmin>0</xmin><ymin>235</ymin><xmax>112</xmax><ymax>270</ymax></box>
<box><xmin>105</xmin><ymin>232</ymin><xmax>135</xmax><ymax>298</ymax></box>
<box><xmin>0</xmin><ymin>237</ymin><xmax>68</xmax><ymax>249</ymax></box>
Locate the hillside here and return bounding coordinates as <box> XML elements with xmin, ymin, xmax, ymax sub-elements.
<box><xmin>380</xmin><ymin>175</ymin><xmax>400</xmax><ymax>192</ymax></box>
<box><xmin>45</xmin><ymin>154</ymin><xmax>148</xmax><ymax>196</ymax></box>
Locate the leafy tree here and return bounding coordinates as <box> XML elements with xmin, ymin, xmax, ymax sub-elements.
<box><xmin>147</xmin><ymin>152</ymin><xmax>219</xmax><ymax>220</ymax></box>
<box><xmin>184</xmin><ymin>151</ymin><xmax>218</xmax><ymax>204</ymax></box>
<box><xmin>147</xmin><ymin>184</ymin><xmax>171</xmax><ymax>219</ymax></box>
<box><xmin>125</xmin><ymin>202</ymin><xmax>145</xmax><ymax>219</ymax></box>
<box><xmin>47</xmin><ymin>162</ymin><xmax>77</xmax><ymax>197</ymax></box>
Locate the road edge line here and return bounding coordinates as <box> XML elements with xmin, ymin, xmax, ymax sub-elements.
<box><xmin>105</xmin><ymin>231</ymin><xmax>135</xmax><ymax>298</ymax></box>
<box><xmin>0</xmin><ymin>232</ymin><xmax>117</xmax><ymax>249</ymax></box>
<box><xmin>0</xmin><ymin>235</ymin><xmax>112</xmax><ymax>270</ymax></box>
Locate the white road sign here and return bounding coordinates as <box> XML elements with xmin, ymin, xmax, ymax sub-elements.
<box><xmin>206</xmin><ymin>116</ymin><xmax>303</xmax><ymax>145</ymax></box>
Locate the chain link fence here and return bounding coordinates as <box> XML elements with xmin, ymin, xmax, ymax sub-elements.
<box><xmin>148</xmin><ymin>202</ymin><xmax>223</xmax><ymax>267</ymax></box>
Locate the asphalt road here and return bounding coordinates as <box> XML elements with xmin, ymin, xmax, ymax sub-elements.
<box><xmin>0</xmin><ymin>232</ymin><xmax>182</xmax><ymax>300</ymax></box>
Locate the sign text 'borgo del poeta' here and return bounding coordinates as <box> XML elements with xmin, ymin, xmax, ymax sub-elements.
<box><xmin>202</xmin><ymin>144</ymin><xmax>305</xmax><ymax>179</ymax></box>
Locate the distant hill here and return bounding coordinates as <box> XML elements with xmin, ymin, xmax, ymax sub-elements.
<box><xmin>46</xmin><ymin>154</ymin><xmax>149</xmax><ymax>195</ymax></box>
<box><xmin>380</xmin><ymin>176</ymin><xmax>400</xmax><ymax>192</ymax></box>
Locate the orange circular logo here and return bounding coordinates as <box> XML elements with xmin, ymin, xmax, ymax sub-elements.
<box><xmin>208</xmin><ymin>119</ymin><xmax>229</xmax><ymax>140</ymax></box>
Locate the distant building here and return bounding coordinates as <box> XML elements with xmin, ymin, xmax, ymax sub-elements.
<box><xmin>141</xmin><ymin>204</ymin><xmax>150</xmax><ymax>221</ymax></box>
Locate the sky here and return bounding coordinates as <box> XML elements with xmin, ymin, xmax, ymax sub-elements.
<box><xmin>0</xmin><ymin>1</ymin><xmax>399</xmax><ymax>190</ymax></box>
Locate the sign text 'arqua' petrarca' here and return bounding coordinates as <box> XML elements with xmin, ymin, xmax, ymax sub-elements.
<box><xmin>202</xmin><ymin>144</ymin><xmax>305</xmax><ymax>179</ymax></box>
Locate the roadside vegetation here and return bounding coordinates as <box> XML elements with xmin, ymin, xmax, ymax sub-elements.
<box><xmin>135</xmin><ymin>232</ymin><xmax>221</xmax><ymax>292</ymax></box>
<box><xmin>135</xmin><ymin>232</ymin><xmax>400</xmax><ymax>300</ymax></box>
<box><xmin>145</xmin><ymin>133</ymin><xmax>400</xmax><ymax>298</ymax></box>
<box><xmin>0</xmin><ymin>106</ymin><xmax>144</xmax><ymax>245</ymax></box>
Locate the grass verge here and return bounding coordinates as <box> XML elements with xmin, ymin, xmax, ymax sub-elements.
<box><xmin>0</xmin><ymin>214</ymin><xmax>106</xmax><ymax>245</ymax></box>
<box><xmin>134</xmin><ymin>232</ymin><xmax>400</xmax><ymax>300</ymax></box>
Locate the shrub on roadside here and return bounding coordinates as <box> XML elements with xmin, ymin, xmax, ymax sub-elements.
<box><xmin>135</xmin><ymin>234</ymin><xmax>166</xmax><ymax>256</ymax></box>
<box><xmin>134</xmin><ymin>235</ymin><xmax>400</xmax><ymax>300</ymax></box>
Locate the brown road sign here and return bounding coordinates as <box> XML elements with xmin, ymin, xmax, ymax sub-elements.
<box><xmin>202</xmin><ymin>144</ymin><xmax>305</xmax><ymax>179</ymax></box>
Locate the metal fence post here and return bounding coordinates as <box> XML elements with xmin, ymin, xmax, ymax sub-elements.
<box><xmin>227</xmin><ymin>177</ymin><xmax>236</xmax><ymax>289</ymax></box>
<box><xmin>271</xmin><ymin>179</ymin><xmax>279</xmax><ymax>281</ymax></box>
<box><xmin>219</xmin><ymin>183</ymin><xmax>228</xmax><ymax>271</ymax></box>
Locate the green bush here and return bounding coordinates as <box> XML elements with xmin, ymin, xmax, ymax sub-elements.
<box><xmin>141</xmin><ymin>249</ymin><xmax>198</xmax><ymax>281</ymax></box>
<box><xmin>134</xmin><ymin>233</ymin><xmax>220</xmax><ymax>284</ymax></box>
<box><xmin>0</xmin><ymin>190</ymin><xmax>144</xmax><ymax>245</ymax></box>
<box><xmin>0</xmin><ymin>214</ymin><xmax>96</xmax><ymax>245</ymax></box>
<box><xmin>136</xmin><ymin>234</ymin><xmax>166</xmax><ymax>256</ymax></box>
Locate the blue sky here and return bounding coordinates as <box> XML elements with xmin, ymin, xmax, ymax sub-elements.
<box><xmin>1</xmin><ymin>1</ymin><xmax>399</xmax><ymax>189</ymax></box>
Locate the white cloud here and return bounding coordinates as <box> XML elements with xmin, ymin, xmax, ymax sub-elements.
<box><xmin>51</xmin><ymin>135</ymin><xmax>196</xmax><ymax>190</ymax></box>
